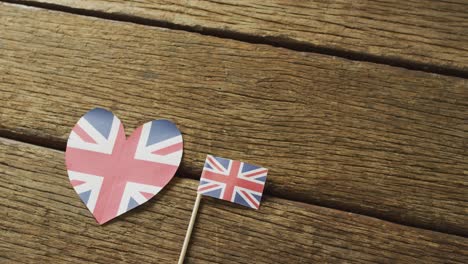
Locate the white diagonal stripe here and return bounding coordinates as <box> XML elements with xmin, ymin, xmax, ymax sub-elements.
<box><xmin>117</xmin><ymin>182</ymin><xmax>162</xmax><ymax>216</ymax></box>
<box><xmin>68</xmin><ymin>170</ymin><xmax>104</xmax><ymax>213</ymax></box>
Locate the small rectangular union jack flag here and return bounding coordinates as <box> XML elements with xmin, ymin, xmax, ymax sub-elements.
<box><xmin>197</xmin><ymin>155</ymin><xmax>268</xmax><ymax>209</ymax></box>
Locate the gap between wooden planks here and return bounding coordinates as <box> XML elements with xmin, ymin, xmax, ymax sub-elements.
<box><xmin>0</xmin><ymin>138</ymin><xmax>467</xmax><ymax>263</ymax></box>
<box><xmin>0</xmin><ymin>3</ymin><xmax>467</xmax><ymax>236</ymax></box>
<box><xmin>4</xmin><ymin>0</ymin><xmax>468</xmax><ymax>75</ymax></box>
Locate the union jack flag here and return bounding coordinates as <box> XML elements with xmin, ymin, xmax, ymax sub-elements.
<box><xmin>198</xmin><ymin>155</ymin><xmax>268</xmax><ymax>209</ymax></box>
<box><xmin>65</xmin><ymin>108</ymin><xmax>183</xmax><ymax>224</ymax></box>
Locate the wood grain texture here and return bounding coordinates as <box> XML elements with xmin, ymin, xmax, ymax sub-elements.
<box><xmin>0</xmin><ymin>3</ymin><xmax>467</xmax><ymax>236</ymax></box>
<box><xmin>1</xmin><ymin>138</ymin><xmax>468</xmax><ymax>263</ymax></box>
<box><xmin>19</xmin><ymin>0</ymin><xmax>468</xmax><ymax>72</ymax></box>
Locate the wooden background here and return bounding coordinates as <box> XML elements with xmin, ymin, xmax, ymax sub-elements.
<box><xmin>0</xmin><ymin>1</ymin><xmax>467</xmax><ymax>263</ymax></box>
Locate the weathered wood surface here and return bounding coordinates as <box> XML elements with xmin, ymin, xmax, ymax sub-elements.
<box><xmin>19</xmin><ymin>0</ymin><xmax>468</xmax><ymax>73</ymax></box>
<box><xmin>0</xmin><ymin>3</ymin><xmax>467</xmax><ymax>236</ymax></box>
<box><xmin>1</xmin><ymin>138</ymin><xmax>468</xmax><ymax>263</ymax></box>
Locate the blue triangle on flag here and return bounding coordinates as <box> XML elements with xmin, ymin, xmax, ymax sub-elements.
<box><xmin>251</xmin><ymin>193</ymin><xmax>262</xmax><ymax>202</ymax></box>
<box><xmin>146</xmin><ymin>120</ymin><xmax>180</xmax><ymax>146</ymax></box>
<box><xmin>241</xmin><ymin>163</ymin><xmax>260</xmax><ymax>173</ymax></box>
<box><xmin>83</xmin><ymin>108</ymin><xmax>114</xmax><ymax>139</ymax></box>
<box><xmin>214</xmin><ymin>156</ymin><xmax>230</xmax><ymax>170</ymax></box>
<box><xmin>254</xmin><ymin>176</ymin><xmax>267</xmax><ymax>183</ymax></box>
<box><xmin>79</xmin><ymin>190</ymin><xmax>92</xmax><ymax>205</ymax></box>
<box><xmin>127</xmin><ymin>197</ymin><xmax>139</xmax><ymax>211</ymax></box>
<box><xmin>202</xmin><ymin>188</ymin><xmax>222</xmax><ymax>199</ymax></box>
<box><xmin>200</xmin><ymin>179</ymin><xmax>210</xmax><ymax>185</ymax></box>
<box><xmin>204</xmin><ymin>162</ymin><xmax>213</xmax><ymax>170</ymax></box>
<box><xmin>234</xmin><ymin>192</ymin><xmax>251</xmax><ymax>208</ymax></box>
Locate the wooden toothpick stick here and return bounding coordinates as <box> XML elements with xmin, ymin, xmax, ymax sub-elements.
<box><xmin>178</xmin><ymin>193</ymin><xmax>201</xmax><ymax>264</ymax></box>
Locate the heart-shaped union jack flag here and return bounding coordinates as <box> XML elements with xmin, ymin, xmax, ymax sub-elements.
<box><xmin>65</xmin><ymin>108</ymin><xmax>183</xmax><ymax>224</ymax></box>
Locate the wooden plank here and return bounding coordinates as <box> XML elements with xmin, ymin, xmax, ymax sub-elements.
<box><xmin>0</xmin><ymin>3</ymin><xmax>467</xmax><ymax>236</ymax></box>
<box><xmin>17</xmin><ymin>0</ymin><xmax>468</xmax><ymax>73</ymax></box>
<box><xmin>1</xmin><ymin>138</ymin><xmax>468</xmax><ymax>263</ymax></box>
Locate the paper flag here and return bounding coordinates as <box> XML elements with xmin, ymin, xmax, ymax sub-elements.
<box><xmin>65</xmin><ymin>108</ymin><xmax>183</xmax><ymax>224</ymax></box>
<box><xmin>198</xmin><ymin>155</ymin><xmax>268</xmax><ymax>209</ymax></box>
